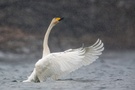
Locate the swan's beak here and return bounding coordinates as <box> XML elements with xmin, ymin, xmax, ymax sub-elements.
<box><xmin>52</xmin><ymin>17</ymin><xmax>64</xmax><ymax>25</ymax></box>
<box><xmin>56</xmin><ymin>17</ymin><xmax>64</xmax><ymax>21</ymax></box>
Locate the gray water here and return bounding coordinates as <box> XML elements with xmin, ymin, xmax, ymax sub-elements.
<box><xmin>0</xmin><ymin>51</ymin><xmax>135</xmax><ymax>90</ymax></box>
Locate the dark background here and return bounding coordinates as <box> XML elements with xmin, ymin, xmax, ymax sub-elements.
<box><xmin>0</xmin><ymin>0</ymin><xmax>135</xmax><ymax>53</ymax></box>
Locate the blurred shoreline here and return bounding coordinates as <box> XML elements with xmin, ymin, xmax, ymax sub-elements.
<box><xmin>0</xmin><ymin>27</ymin><xmax>135</xmax><ymax>54</ymax></box>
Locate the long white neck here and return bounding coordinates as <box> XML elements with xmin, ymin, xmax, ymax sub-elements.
<box><xmin>42</xmin><ymin>21</ymin><xmax>54</xmax><ymax>57</ymax></box>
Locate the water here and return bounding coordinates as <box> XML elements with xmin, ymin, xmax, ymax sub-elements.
<box><xmin>0</xmin><ymin>51</ymin><xmax>135</xmax><ymax>90</ymax></box>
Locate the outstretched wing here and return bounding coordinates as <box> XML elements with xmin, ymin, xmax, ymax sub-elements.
<box><xmin>47</xmin><ymin>39</ymin><xmax>104</xmax><ymax>78</ymax></box>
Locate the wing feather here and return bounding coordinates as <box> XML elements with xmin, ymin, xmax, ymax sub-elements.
<box><xmin>37</xmin><ymin>39</ymin><xmax>104</xmax><ymax>80</ymax></box>
<box><xmin>82</xmin><ymin>39</ymin><xmax>104</xmax><ymax>66</ymax></box>
<box><xmin>46</xmin><ymin>39</ymin><xmax>104</xmax><ymax>78</ymax></box>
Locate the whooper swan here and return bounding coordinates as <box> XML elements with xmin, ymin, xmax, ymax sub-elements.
<box><xmin>23</xmin><ymin>17</ymin><xmax>104</xmax><ymax>82</ymax></box>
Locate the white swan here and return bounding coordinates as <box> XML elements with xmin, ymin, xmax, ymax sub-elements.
<box><xmin>23</xmin><ymin>17</ymin><xmax>104</xmax><ymax>82</ymax></box>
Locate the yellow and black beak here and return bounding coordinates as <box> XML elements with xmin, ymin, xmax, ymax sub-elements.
<box><xmin>56</xmin><ymin>17</ymin><xmax>64</xmax><ymax>21</ymax></box>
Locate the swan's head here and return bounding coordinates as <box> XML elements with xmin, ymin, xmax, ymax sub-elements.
<box><xmin>51</xmin><ymin>17</ymin><xmax>64</xmax><ymax>26</ymax></box>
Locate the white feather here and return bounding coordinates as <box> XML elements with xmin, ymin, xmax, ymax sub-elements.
<box><xmin>23</xmin><ymin>17</ymin><xmax>104</xmax><ymax>83</ymax></box>
<box><xmin>33</xmin><ymin>39</ymin><xmax>104</xmax><ymax>82</ymax></box>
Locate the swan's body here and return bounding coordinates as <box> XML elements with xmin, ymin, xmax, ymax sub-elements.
<box><xmin>23</xmin><ymin>17</ymin><xmax>104</xmax><ymax>82</ymax></box>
